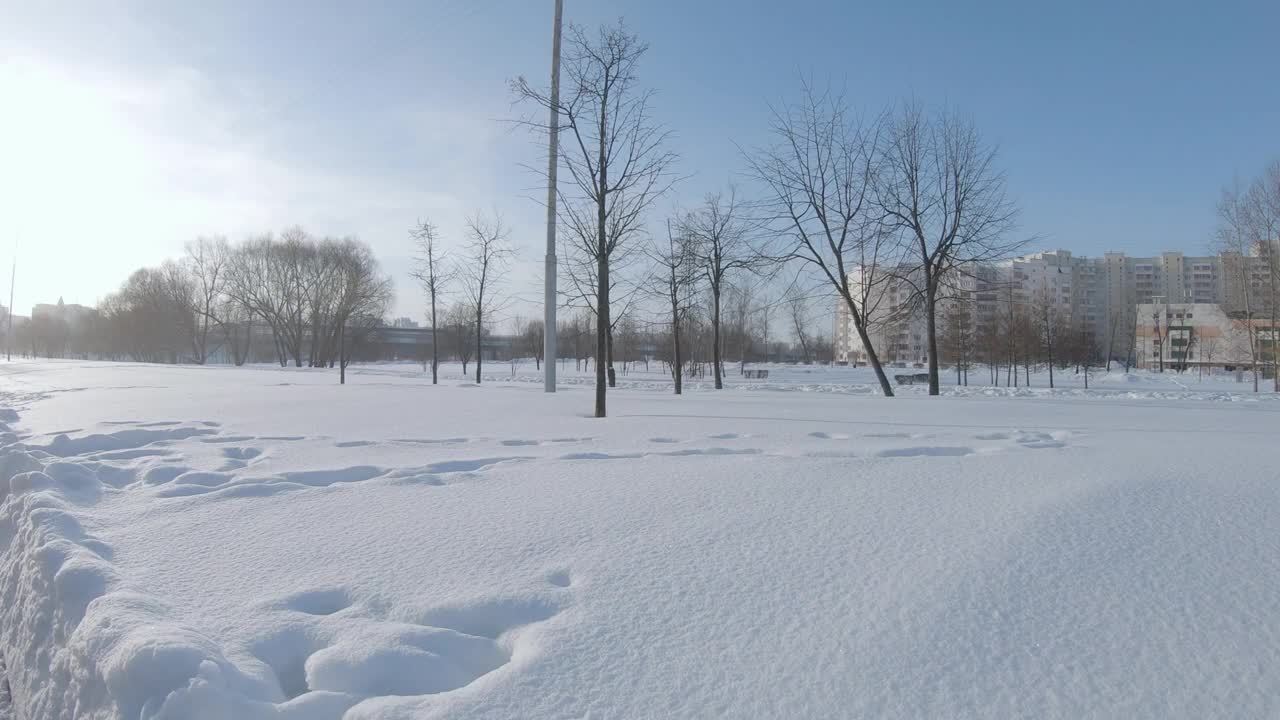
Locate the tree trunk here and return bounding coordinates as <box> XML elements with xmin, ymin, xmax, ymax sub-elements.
<box><xmin>711</xmin><ymin>287</ymin><xmax>723</xmax><ymax>389</ymax></box>
<box><xmin>843</xmin><ymin>295</ymin><xmax>894</xmax><ymax>397</ymax></box>
<box><xmin>595</xmin><ymin>255</ymin><xmax>609</xmax><ymax>418</ymax></box>
<box><xmin>430</xmin><ymin>298</ymin><xmax>439</xmax><ymax>385</ymax></box>
<box><xmin>339</xmin><ymin>324</ymin><xmax>346</xmax><ymax>385</ymax></box>
<box><xmin>925</xmin><ymin>287</ymin><xmax>940</xmax><ymax>395</ymax></box>
<box><xmin>673</xmin><ymin>322</ymin><xmax>683</xmax><ymax>395</ymax></box>
<box><xmin>606</xmin><ymin>323</ymin><xmax>616</xmax><ymax>388</ymax></box>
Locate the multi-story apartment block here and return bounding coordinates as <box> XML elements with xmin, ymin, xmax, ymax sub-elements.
<box><xmin>834</xmin><ymin>247</ymin><xmax>1279</xmax><ymax>366</ymax></box>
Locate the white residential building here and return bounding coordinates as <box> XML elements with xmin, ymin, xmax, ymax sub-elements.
<box><xmin>834</xmin><ymin>248</ymin><xmax>1277</xmax><ymax>366</ymax></box>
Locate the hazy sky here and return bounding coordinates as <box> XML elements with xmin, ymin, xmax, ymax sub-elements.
<box><xmin>2</xmin><ymin>0</ymin><xmax>1278</xmax><ymax>322</ymax></box>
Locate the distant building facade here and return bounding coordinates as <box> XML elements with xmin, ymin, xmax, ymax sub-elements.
<box><xmin>1135</xmin><ymin>302</ymin><xmax>1276</xmax><ymax>372</ymax></box>
<box><xmin>835</xmin><ymin>247</ymin><xmax>1279</xmax><ymax>366</ymax></box>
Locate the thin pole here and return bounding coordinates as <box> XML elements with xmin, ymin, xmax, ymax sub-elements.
<box><xmin>6</xmin><ymin>256</ymin><xmax>13</xmax><ymax>362</ymax></box>
<box><xmin>543</xmin><ymin>0</ymin><xmax>563</xmax><ymax>393</ymax></box>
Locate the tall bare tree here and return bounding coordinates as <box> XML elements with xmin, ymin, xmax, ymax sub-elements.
<box><xmin>460</xmin><ymin>211</ymin><xmax>513</xmax><ymax>384</ymax></box>
<box><xmin>681</xmin><ymin>189</ymin><xmax>764</xmax><ymax>388</ymax></box>
<box><xmin>518</xmin><ymin>318</ymin><xmax>546</xmax><ymax>370</ymax></box>
<box><xmin>785</xmin><ymin>288</ymin><xmax>814</xmax><ymax>364</ymax></box>
<box><xmin>182</xmin><ymin>236</ymin><xmax>231</xmax><ymax>364</ymax></box>
<box><xmin>332</xmin><ymin>239</ymin><xmax>393</xmax><ymax>383</ymax></box>
<box><xmin>1244</xmin><ymin>162</ymin><xmax>1280</xmax><ymax>390</ymax></box>
<box><xmin>514</xmin><ymin>21</ymin><xmax>677</xmax><ymax>417</ymax></box>
<box><xmin>648</xmin><ymin>218</ymin><xmax>697</xmax><ymax>394</ymax></box>
<box><xmin>444</xmin><ymin>303</ymin><xmax>475</xmax><ymax>376</ymax></box>
<box><xmin>877</xmin><ymin>101</ymin><xmax>1024</xmax><ymax>395</ymax></box>
<box><xmin>744</xmin><ymin>82</ymin><xmax>897</xmax><ymax>396</ymax></box>
<box><xmin>410</xmin><ymin>219</ymin><xmax>452</xmax><ymax>384</ymax></box>
<box><xmin>1216</xmin><ymin>180</ymin><xmax>1260</xmax><ymax>391</ymax></box>
<box><xmin>156</xmin><ymin>260</ymin><xmax>202</xmax><ymax>363</ymax></box>
<box><xmin>1033</xmin><ymin>286</ymin><xmax>1063</xmax><ymax>388</ymax></box>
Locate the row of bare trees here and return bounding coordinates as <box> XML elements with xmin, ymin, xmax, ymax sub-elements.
<box><xmin>745</xmin><ymin>84</ymin><xmax>1025</xmax><ymax>398</ymax></box>
<box><xmin>410</xmin><ymin>210</ymin><xmax>514</xmax><ymax>385</ymax></box>
<box><xmin>94</xmin><ymin>230</ymin><xmax>393</xmax><ymax>379</ymax></box>
<box><xmin>521</xmin><ymin>300</ymin><xmax>831</xmax><ymax>383</ymax></box>
<box><xmin>942</xmin><ymin>288</ymin><xmax>1105</xmax><ymax>389</ymax></box>
<box><xmin>1215</xmin><ymin>160</ymin><xmax>1280</xmax><ymax>392</ymax></box>
<box><xmin>510</xmin><ymin>13</ymin><xmax>1023</xmax><ymax>415</ymax></box>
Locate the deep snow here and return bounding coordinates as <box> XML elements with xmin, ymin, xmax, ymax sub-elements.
<box><xmin>1</xmin><ymin>360</ymin><xmax>1278</xmax><ymax>719</ymax></box>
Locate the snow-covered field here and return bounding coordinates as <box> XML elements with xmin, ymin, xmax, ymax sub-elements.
<box><xmin>2</xmin><ymin>360</ymin><xmax>1278</xmax><ymax>719</ymax></box>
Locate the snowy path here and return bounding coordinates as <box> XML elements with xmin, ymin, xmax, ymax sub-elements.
<box><xmin>1</xmin><ymin>361</ymin><xmax>1279</xmax><ymax>718</ymax></box>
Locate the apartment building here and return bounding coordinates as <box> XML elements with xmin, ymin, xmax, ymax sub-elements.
<box><xmin>834</xmin><ymin>247</ymin><xmax>1277</xmax><ymax>366</ymax></box>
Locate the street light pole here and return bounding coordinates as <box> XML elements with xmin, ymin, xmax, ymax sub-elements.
<box><xmin>543</xmin><ymin>0</ymin><xmax>563</xmax><ymax>393</ymax></box>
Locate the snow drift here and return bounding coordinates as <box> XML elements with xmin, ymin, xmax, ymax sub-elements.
<box><xmin>1</xmin><ymin>360</ymin><xmax>1279</xmax><ymax>718</ymax></box>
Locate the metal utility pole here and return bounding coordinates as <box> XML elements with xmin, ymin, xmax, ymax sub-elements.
<box><xmin>543</xmin><ymin>0</ymin><xmax>563</xmax><ymax>393</ymax></box>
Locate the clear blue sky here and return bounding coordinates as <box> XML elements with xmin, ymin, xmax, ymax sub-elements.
<box><xmin>2</xmin><ymin>0</ymin><xmax>1278</xmax><ymax>319</ymax></box>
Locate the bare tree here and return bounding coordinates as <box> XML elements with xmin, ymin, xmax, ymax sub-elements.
<box><xmin>273</xmin><ymin>227</ymin><xmax>314</xmax><ymax>368</ymax></box>
<box><xmin>182</xmin><ymin>236</ymin><xmax>231</xmax><ymax>364</ymax></box>
<box><xmin>557</xmin><ymin>225</ymin><xmax>644</xmax><ymax>388</ymax></box>
<box><xmin>445</xmin><ymin>303</ymin><xmax>475</xmax><ymax>377</ymax></box>
<box><xmin>1216</xmin><ymin>181</ymin><xmax>1260</xmax><ymax>391</ymax></box>
<box><xmin>410</xmin><ymin>219</ymin><xmax>452</xmax><ymax>384</ymax></box>
<box><xmin>1244</xmin><ymin>162</ymin><xmax>1280</xmax><ymax>390</ymax></box>
<box><xmin>519</xmin><ymin>318</ymin><xmax>546</xmax><ymax>369</ymax></box>
<box><xmin>460</xmin><ymin>211</ymin><xmax>513</xmax><ymax>384</ymax></box>
<box><xmin>745</xmin><ymin>82</ymin><xmax>897</xmax><ymax>396</ymax></box>
<box><xmin>218</xmin><ymin>293</ymin><xmax>253</xmax><ymax>366</ymax></box>
<box><xmin>156</xmin><ymin>260</ymin><xmax>202</xmax><ymax>363</ymax></box>
<box><xmin>225</xmin><ymin>229</ymin><xmax>312</xmax><ymax>367</ymax></box>
<box><xmin>726</xmin><ymin>282</ymin><xmax>756</xmax><ymax>373</ymax></box>
<box><xmin>757</xmin><ymin>292</ymin><xmax>775</xmax><ymax>365</ymax></box>
<box><xmin>1033</xmin><ymin>287</ymin><xmax>1064</xmax><ymax>388</ymax></box>
<box><xmin>681</xmin><ymin>189</ymin><xmax>762</xmax><ymax>388</ymax></box>
<box><xmin>1199</xmin><ymin>332</ymin><xmax>1218</xmax><ymax>381</ymax></box>
<box><xmin>513</xmin><ymin>21</ymin><xmax>677</xmax><ymax>417</ymax></box>
<box><xmin>648</xmin><ymin>219</ymin><xmax>697</xmax><ymax>394</ymax></box>
<box><xmin>332</xmin><ymin>240</ymin><xmax>394</xmax><ymax>384</ymax></box>
<box><xmin>876</xmin><ymin>101</ymin><xmax>1024</xmax><ymax>395</ymax></box>
<box><xmin>785</xmin><ymin>288</ymin><xmax>814</xmax><ymax>364</ymax></box>
<box><xmin>940</xmin><ymin>293</ymin><xmax>974</xmax><ymax>385</ymax></box>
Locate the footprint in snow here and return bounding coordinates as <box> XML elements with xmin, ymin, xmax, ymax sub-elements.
<box><xmin>876</xmin><ymin>446</ymin><xmax>975</xmax><ymax>458</ymax></box>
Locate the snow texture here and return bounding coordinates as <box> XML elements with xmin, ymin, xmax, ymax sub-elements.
<box><xmin>0</xmin><ymin>359</ymin><xmax>1278</xmax><ymax>719</ymax></box>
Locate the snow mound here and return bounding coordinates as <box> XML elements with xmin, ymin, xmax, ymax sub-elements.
<box><xmin>0</xmin><ymin>412</ymin><xmax>279</xmax><ymax>719</ymax></box>
<box><xmin>0</xmin><ymin>400</ymin><xmax>570</xmax><ymax>719</ymax></box>
<box><xmin>1095</xmin><ymin>372</ymin><xmax>1144</xmax><ymax>384</ymax></box>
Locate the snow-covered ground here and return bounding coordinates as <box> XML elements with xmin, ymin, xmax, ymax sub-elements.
<box><xmin>2</xmin><ymin>360</ymin><xmax>1278</xmax><ymax>719</ymax></box>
